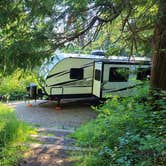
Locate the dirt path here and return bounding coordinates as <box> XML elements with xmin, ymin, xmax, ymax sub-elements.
<box><xmin>8</xmin><ymin>99</ymin><xmax>97</xmax><ymax>166</ymax></box>
<box><xmin>19</xmin><ymin>128</ymin><xmax>75</xmax><ymax>166</ymax></box>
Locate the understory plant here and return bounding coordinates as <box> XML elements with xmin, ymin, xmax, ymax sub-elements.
<box><xmin>0</xmin><ymin>69</ymin><xmax>39</xmax><ymax>101</ymax></box>
<box><xmin>0</xmin><ymin>103</ymin><xmax>33</xmax><ymax>165</ymax></box>
<box><xmin>71</xmin><ymin>85</ymin><xmax>166</xmax><ymax>166</ymax></box>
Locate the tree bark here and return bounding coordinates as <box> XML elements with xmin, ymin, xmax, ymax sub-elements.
<box><xmin>151</xmin><ymin>0</ymin><xmax>166</xmax><ymax>90</ymax></box>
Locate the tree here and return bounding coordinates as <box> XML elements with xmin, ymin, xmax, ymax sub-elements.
<box><xmin>0</xmin><ymin>0</ymin><xmax>54</xmax><ymax>74</ymax></box>
<box><xmin>1</xmin><ymin>0</ymin><xmax>165</xmax><ymax>90</ymax></box>
<box><xmin>52</xmin><ymin>0</ymin><xmax>164</xmax><ymax>90</ymax></box>
<box><xmin>48</xmin><ymin>0</ymin><xmax>156</xmax><ymax>49</ymax></box>
<box><xmin>151</xmin><ymin>0</ymin><xmax>166</xmax><ymax>90</ymax></box>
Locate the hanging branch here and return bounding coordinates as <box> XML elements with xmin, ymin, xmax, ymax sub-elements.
<box><xmin>82</xmin><ymin>23</ymin><xmax>104</xmax><ymax>49</ymax></box>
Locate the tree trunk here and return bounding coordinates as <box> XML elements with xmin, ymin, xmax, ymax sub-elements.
<box><xmin>151</xmin><ymin>0</ymin><xmax>166</xmax><ymax>90</ymax></box>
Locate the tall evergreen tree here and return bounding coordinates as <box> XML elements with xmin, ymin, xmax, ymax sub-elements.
<box><xmin>151</xmin><ymin>0</ymin><xmax>166</xmax><ymax>90</ymax></box>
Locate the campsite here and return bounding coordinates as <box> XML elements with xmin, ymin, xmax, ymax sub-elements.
<box><xmin>0</xmin><ymin>0</ymin><xmax>166</xmax><ymax>166</ymax></box>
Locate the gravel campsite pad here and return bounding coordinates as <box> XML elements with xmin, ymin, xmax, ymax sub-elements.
<box><xmin>9</xmin><ymin>99</ymin><xmax>97</xmax><ymax>129</ymax></box>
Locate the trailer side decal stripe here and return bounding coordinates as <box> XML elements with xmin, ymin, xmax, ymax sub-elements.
<box><xmin>47</xmin><ymin>70</ymin><xmax>70</xmax><ymax>79</ymax></box>
<box><xmin>46</xmin><ymin>70</ymin><xmax>68</xmax><ymax>79</ymax></box>
<box><xmin>48</xmin><ymin>77</ymin><xmax>92</xmax><ymax>87</ymax></box>
<box><xmin>46</xmin><ymin>63</ymin><xmax>93</xmax><ymax>80</ymax></box>
<box><xmin>48</xmin><ymin>80</ymin><xmax>78</xmax><ymax>87</ymax></box>
<box><xmin>103</xmin><ymin>83</ymin><xmax>143</xmax><ymax>93</ymax></box>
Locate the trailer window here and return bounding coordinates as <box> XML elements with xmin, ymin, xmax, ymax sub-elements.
<box><xmin>70</xmin><ymin>68</ymin><xmax>83</xmax><ymax>80</ymax></box>
<box><xmin>95</xmin><ymin>69</ymin><xmax>101</xmax><ymax>81</ymax></box>
<box><xmin>137</xmin><ymin>68</ymin><xmax>151</xmax><ymax>80</ymax></box>
<box><xmin>109</xmin><ymin>67</ymin><xmax>129</xmax><ymax>82</ymax></box>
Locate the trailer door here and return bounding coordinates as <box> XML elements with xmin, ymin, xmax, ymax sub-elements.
<box><xmin>93</xmin><ymin>62</ymin><xmax>102</xmax><ymax>98</ymax></box>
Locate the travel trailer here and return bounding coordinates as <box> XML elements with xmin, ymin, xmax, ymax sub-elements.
<box><xmin>37</xmin><ymin>52</ymin><xmax>151</xmax><ymax>105</ymax></box>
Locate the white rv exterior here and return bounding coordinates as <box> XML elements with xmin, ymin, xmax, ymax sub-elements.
<box><xmin>39</xmin><ymin>53</ymin><xmax>151</xmax><ymax>100</ymax></box>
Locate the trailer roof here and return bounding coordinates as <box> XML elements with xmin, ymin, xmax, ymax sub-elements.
<box><xmin>58</xmin><ymin>53</ymin><xmax>151</xmax><ymax>63</ymax></box>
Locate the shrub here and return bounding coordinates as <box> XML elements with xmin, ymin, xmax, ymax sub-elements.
<box><xmin>0</xmin><ymin>103</ymin><xmax>33</xmax><ymax>165</ymax></box>
<box><xmin>71</xmin><ymin>86</ymin><xmax>166</xmax><ymax>165</ymax></box>
<box><xmin>0</xmin><ymin>69</ymin><xmax>39</xmax><ymax>101</ymax></box>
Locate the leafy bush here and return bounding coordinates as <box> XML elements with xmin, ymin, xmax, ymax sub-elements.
<box><xmin>0</xmin><ymin>69</ymin><xmax>39</xmax><ymax>101</ymax></box>
<box><xmin>72</xmin><ymin>86</ymin><xmax>166</xmax><ymax>166</ymax></box>
<box><xmin>0</xmin><ymin>103</ymin><xmax>33</xmax><ymax>165</ymax></box>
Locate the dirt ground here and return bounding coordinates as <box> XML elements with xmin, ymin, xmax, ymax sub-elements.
<box><xmin>7</xmin><ymin>99</ymin><xmax>97</xmax><ymax>166</ymax></box>
<box><xmin>9</xmin><ymin>99</ymin><xmax>97</xmax><ymax>129</ymax></box>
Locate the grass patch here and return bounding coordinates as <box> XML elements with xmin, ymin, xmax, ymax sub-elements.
<box><xmin>0</xmin><ymin>103</ymin><xmax>34</xmax><ymax>166</ymax></box>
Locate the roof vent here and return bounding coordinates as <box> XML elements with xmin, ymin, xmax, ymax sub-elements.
<box><xmin>91</xmin><ymin>50</ymin><xmax>106</xmax><ymax>56</ymax></box>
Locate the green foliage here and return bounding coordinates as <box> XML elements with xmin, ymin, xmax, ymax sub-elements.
<box><xmin>0</xmin><ymin>103</ymin><xmax>33</xmax><ymax>166</ymax></box>
<box><xmin>72</xmin><ymin>87</ymin><xmax>166</xmax><ymax>165</ymax></box>
<box><xmin>0</xmin><ymin>69</ymin><xmax>38</xmax><ymax>101</ymax></box>
<box><xmin>49</xmin><ymin>0</ymin><xmax>157</xmax><ymax>57</ymax></box>
<box><xmin>0</xmin><ymin>0</ymin><xmax>159</xmax><ymax>76</ymax></box>
<box><xmin>0</xmin><ymin>0</ymin><xmax>54</xmax><ymax>75</ymax></box>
